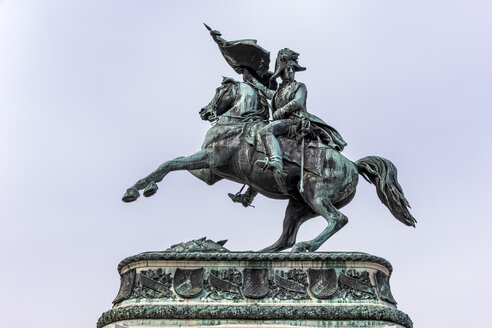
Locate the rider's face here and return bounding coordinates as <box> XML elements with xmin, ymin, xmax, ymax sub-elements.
<box><xmin>281</xmin><ymin>66</ymin><xmax>295</xmax><ymax>82</ymax></box>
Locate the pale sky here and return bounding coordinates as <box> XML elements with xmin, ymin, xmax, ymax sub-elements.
<box><xmin>1</xmin><ymin>1</ymin><xmax>491</xmax><ymax>327</ymax></box>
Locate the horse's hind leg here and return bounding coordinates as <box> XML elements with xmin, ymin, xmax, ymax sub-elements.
<box><xmin>123</xmin><ymin>150</ymin><xmax>224</xmax><ymax>202</ymax></box>
<box><xmin>260</xmin><ymin>199</ymin><xmax>316</xmax><ymax>252</ymax></box>
<box><xmin>292</xmin><ymin>183</ymin><xmax>348</xmax><ymax>252</ymax></box>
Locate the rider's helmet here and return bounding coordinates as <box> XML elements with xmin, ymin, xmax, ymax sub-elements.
<box><xmin>270</xmin><ymin>48</ymin><xmax>306</xmax><ymax>80</ymax></box>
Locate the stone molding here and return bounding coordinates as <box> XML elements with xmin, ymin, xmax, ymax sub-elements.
<box><xmin>97</xmin><ymin>304</ymin><xmax>412</xmax><ymax>328</ymax></box>
<box><xmin>117</xmin><ymin>251</ymin><xmax>393</xmax><ymax>274</ymax></box>
<box><xmin>100</xmin><ymin>248</ymin><xmax>411</xmax><ymax>328</ymax></box>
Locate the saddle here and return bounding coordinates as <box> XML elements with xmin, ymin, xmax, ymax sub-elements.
<box><xmin>240</xmin><ymin>122</ymin><xmax>332</xmax><ymax>177</ymax></box>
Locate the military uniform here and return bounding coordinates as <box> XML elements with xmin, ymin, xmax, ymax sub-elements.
<box><xmin>249</xmin><ymin>49</ymin><xmax>347</xmax><ymax>193</ymax></box>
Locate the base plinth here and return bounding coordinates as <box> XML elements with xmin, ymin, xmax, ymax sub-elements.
<box><xmin>98</xmin><ymin>240</ymin><xmax>412</xmax><ymax>328</ymax></box>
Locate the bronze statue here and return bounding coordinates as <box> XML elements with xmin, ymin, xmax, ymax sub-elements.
<box><xmin>122</xmin><ymin>26</ymin><xmax>417</xmax><ymax>252</ymax></box>
<box><xmin>243</xmin><ymin>47</ymin><xmax>346</xmax><ymax>194</ymax></box>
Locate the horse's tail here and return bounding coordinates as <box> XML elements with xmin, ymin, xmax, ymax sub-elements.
<box><xmin>355</xmin><ymin>156</ymin><xmax>417</xmax><ymax>227</ymax></box>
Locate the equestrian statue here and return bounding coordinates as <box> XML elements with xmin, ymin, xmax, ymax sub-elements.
<box><xmin>122</xmin><ymin>25</ymin><xmax>417</xmax><ymax>253</ymax></box>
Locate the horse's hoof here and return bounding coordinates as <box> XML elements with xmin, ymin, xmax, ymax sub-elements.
<box><xmin>259</xmin><ymin>243</ymin><xmax>284</xmax><ymax>253</ymax></box>
<box><xmin>291</xmin><ymin>242</ymin><xmax>310</xmax><ymax>253</ymax></box>
<box><xmin>143</xmin><ymin>181</ymin><xmax>158</xmax><ymax>197</ymax></box>
<box><xmin>259</xmin><ymin>246</ymin><xmax>275</xmax><ymax>253</ymax></box>
<box><xmin>122</xmin><ymin>188</ymin><xmax>140</xmax><ymax>203</ymax></box>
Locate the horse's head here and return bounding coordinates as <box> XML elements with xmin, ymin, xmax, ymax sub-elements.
<box><xmin>200</xmin><ymin>77</ymin><xmax>238</xmax><ymax>122</ymax></box>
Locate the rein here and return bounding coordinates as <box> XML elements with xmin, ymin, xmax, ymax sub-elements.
<box><xmin>209</xmin><ymin>82</ymin><xmax>236</xmax><ymax>124</ymax></box>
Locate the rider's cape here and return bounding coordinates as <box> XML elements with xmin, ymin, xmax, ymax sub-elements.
<box><xmin>271</xmin><ymin>81</ymin><xmax>347</xmax><ymax>152</ymax></box>
<box><xmin>307</xmin><ymin>113</ymin><xmax>347</xmax><ymax>152</ymax></box>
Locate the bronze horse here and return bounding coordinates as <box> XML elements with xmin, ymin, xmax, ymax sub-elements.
<box><xmin>122</xmin><ymin>78</ymin><xmax>416</xmax><ymax>252</ymax></box>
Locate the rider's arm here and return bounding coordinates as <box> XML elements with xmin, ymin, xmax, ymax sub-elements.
<box><xmin>275</xmin><ymin>83</ymin><xmax>307</xmax><ymax>119</ymax></box>
<box><xmin>243</xmin><ymin>70</ymin><xmax>275</xmax><ymax>99</ymax></box>
<box><xmin>250</xmin><ymin>78</ymin><xmax>275</xmax><ymax>99</ymax></box>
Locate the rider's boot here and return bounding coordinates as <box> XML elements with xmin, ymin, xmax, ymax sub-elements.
<box><xmin>255</xmin><ymin>134</ymin><xmax>288</xmax><ymax>194</ymax></box>
<box><xmin>228</xmin><ymin>187</ymin><xmax>258</xmax><ymax>207</ymax></box>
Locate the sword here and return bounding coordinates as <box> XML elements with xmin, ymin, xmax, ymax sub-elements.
<box><xmin>300</xmin><ymin>137</ymin><xmax>305</xmax><ymax>192</ymax></box>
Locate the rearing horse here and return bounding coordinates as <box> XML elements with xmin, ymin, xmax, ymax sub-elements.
<box><xmin>122</xmin><ymin>78</ymin><xmax>416</xmax><ymax>252</ymax></box>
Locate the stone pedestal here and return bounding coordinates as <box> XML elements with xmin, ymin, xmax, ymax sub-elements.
<box><xmin>98</xmin><ymin>239</ymin><xmax>412</xmax><ymax>328</ymax></box>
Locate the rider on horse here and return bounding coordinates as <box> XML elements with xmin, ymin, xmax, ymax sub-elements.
<box><xmin>121</xmin><ymin>27</ymin><xmax>417</xmax><ymax>252</ymax></box>
<box><xmin>203</xmin><ymin>25</ymin><xmax>347</xmax><ymax>203</ymax></box>
<box><xmin>244</xmin><ymin>48</ymin><xmax>347</xmax><ymax>193</ymax></box>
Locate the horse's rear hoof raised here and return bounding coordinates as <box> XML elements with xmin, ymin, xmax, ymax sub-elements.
<box><xmin>122</xmin><ymin>187</ymin><xmax>140</xmax><ymax>203</ymax></box>
<box><xmin>143</xmin><ymin>181</ymin><xmax>158</xmax><ymax>198</ymax></box>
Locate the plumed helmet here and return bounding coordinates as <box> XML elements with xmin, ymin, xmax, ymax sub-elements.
<box><xmin>270</xmin><ymin>48</ymin><xmax>306</xmax><ymax>80</ymax></box>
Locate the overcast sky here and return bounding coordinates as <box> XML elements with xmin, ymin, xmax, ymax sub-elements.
<box><xmin>1</xmin><ymin>1</ymin><xmax>491</xmax><ymax>327</ymax></box>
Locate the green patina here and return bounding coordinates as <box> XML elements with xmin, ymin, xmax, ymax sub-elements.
<box><xmin>121</xmin><ymin>25</ymin><xmax>417</xmax><ymax>253</ymax></box>
<box><xmin>109</xmin><ymin>25</ymin><xmax>418</xmax><ymax>327</ymax></box>
<box><xmin>103</xmin><ymin>240</ymin><xmax>408</xmax><ymax>327</ymax></box>
<box><xmin>118</xmin><ymin>249</ymin><xmax>393</xmax><ymax>274</ymax></box>
<box><xmin>97</xmin><ymin>304</ymin><xmax>412</xmax><ymax>328</ymax></box>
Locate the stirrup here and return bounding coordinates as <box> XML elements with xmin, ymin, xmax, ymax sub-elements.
<box><xmin>228</xmin><ymin>192</ymin><xmax>241</xmax><ymax>203</ymax></box>
<box><xmin>228</xmin><ymin>192</ymin><xmax>255</xmax><ymax>208</ymax></box>
<box><xmin>255</xmin><ymin>158</ymin><xmax>270</xmax><ymax>170</ymax></box>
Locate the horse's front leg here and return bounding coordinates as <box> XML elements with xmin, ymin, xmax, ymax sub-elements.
<box><xmin>122</xmin><ymin>150</ymin><xmax>221</xmax><ymax>202</ymax></box>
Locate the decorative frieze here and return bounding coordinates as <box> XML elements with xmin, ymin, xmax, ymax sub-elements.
<box><xmin>102</xmin><ymin>242</ymin><xmax>411</xmax><ymax>328</ymax></box>
<box><xmin>113</xmin><ymin>262</ymin><xmax>396</xmax><ymax>304</ymax></box>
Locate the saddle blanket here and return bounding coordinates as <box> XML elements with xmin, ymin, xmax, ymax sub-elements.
<box><xmin>240</xmin><ymin>122</ymin><xmax>332</xmax><ymax>177</ymax></box>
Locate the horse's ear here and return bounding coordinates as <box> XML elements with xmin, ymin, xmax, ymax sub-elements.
<box><xmin>221</xmin><ymin>76</ymin><xmax>237</xmax><ymax>85</ymax></box>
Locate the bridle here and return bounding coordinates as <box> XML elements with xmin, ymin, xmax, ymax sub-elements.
<box><xmin>209</xmin><ymin>82</ymin><xmax>238</xmax><ymax>123</ymax></box>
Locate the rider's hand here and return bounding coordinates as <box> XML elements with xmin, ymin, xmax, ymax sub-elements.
<box><xmin>301</xmin><ymin>117</ymin><xmax>311</xmax><ymax>131</ymax></box>
<box><xmin>273</xmin><ymin>108</ymin><xmax>286</xmax><ymax>120</ymax></box>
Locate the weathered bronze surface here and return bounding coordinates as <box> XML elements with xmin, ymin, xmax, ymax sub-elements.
<box><xmin>112</xmin><ymin>269</ymin><xmax>135</xmax><ymax>305</ymax></box>
<box><xmin>121</xmin><ymin>26</ymin><xmax>417</xmax><ymax>253</ymax></box>
<box><xmin>130</xmin><ymin>268</ymin><xmax>175</xmax><ymax>300</ymax></box>
<box><xmin>307</xmin><ymin>268</ymin><xmax>338</xmax><ymax>298</ymax></box>
<box><xmin>339</xmin><ymin>271</ymin><xmax>375</xmax><ymax>296</ymax></box>
<box><xmin>140</xmin><ymin>273</ymin><xmax>170</xmax><ymax>294</ymax></box>
<box><xmin>99</xmin><ymin>304</ymin><xmax>412</xmax><ymax>328</ymax></box>
<box><xmin>274</xmin><ymin>271</ymin><xmax>307</xmax><ymax>294</ymax></box>
<box><xmin>242</xmin><ymin>268</ymin><xmax>270</xmax><ymax>299</ymax></box>
<box><xmin>100</xmin><ymin>239</ymin><xmax>412</xmax><ymax>328</ymax></box>
<box><xmin>375</xmin><ymin>270</ymin><xmax>397</xmax><ymax>304</ymax></box>
<box><xmin>173</xmin><ymin>268</ymin><xmax>204</xmax><ymax>298</ymax></box>
<box><xmin>209</xmin><ymin>271</ymin><xmax>240</xmax><ymax>294</ymax></box>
